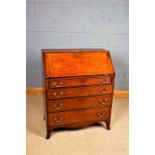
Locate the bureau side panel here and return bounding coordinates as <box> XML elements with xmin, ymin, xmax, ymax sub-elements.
<box><xmin>42</xmin><ymin>52</ymin><xmax>49</xmax><ymax>133</ymax></box>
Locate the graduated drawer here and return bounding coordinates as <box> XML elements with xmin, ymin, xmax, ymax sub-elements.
<box><xmin>47</xmin><ymin>95</ymin><xmax>112</xmax><ymax>112</ymax></box>
<box><xmin>48</xmin><ymin>107</ymin><xmax>110</xmax><ymax>126</ymax></box>
<box><xmin>47</xmin><ymin>76</ymin><xmax>112</xmax><ymax>88</ymax></box>
<box><xmin>47</xmin><ymin>85</ymin><xmax>113</xmax><ymax>99</ymax></box>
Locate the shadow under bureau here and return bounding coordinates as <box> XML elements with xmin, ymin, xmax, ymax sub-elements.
<box><xmin>42</xmin><ymin>49</ymin><xmax>115</xmax><ymax>139</ymax></box>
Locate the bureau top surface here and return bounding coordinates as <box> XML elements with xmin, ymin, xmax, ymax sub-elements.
<box><xmin>42</xmin><ymin>49</ymin><xmax>115</xmax><ymax>78</ymax></box>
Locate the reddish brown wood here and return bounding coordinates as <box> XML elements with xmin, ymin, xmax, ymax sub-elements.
<box><xmin>48</xmin><ymin>107</ymin><xmax>110</xmax><ymax>126</ymax></box>
<box><xmin>47</xmin><ymin>85</ymin><xmax>113</xmax><ymax>99</ymax></box>
<box><xmin>48</xmin><ymin>121</ymin><xmax>105</xmax><ymax>130</ymax></box>
<box><xmin>47</xmin><ymin>76</ymin><xmax>112</xmax><ymax>88</ymax></box>
<box><xmin>60</xmin><ymin>121</ymin><xmax>99</xmax><ymax>129</ymax></box>
<box><xmin>47</xmin><ymin>95</ymin><xmax>112</xmax><ymax>112</ymax></box>
<box><xmin>106</xmin><ymin>121</ymin><xmax>111</xmax><ymax>130</ymax></box>
<box><xmin>42</xmin><ymin>49</ymin><xmax>115</xmax><ymax>139</ymax></box>
<box><xmin>43</xmin><ymin>50</ymin><xmax>115</xmax><ymax>78</ymax></box>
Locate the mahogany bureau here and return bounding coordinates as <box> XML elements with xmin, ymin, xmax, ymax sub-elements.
<box><xmin>42</xmin><ymin>49</ymin><xmax>115</xmax><ymax>139</ymax></box>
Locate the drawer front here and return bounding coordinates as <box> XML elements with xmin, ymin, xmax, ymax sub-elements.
<box><xmin>47</xmin><ymin>85</ymin><xmax>113</xmax><ymax>99</ymax></box>
<box><xmin>47</xmin><ymin>76</ymin><xmax>112</xmax><ymax>88</ymax></box>
<box><xmin>48</xmin><ymin>107</ymin><xmax>110</xmax><ymax>126</ymax></box>
<box><xmin>48</xmin><ymin>95</ymin><xmax>112</xmax><ymax>112</ymax></box>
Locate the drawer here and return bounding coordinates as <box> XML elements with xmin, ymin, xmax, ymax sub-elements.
<box><xmin>47</xmin><ymin>95</ymin><xmax>112</xmax><ymax>112</ymax></box>
<box><xmin>47</xmin><ymin>85</ymin><xmax>113</xmax><ymax>99</ymax></box>
<box><xmin>48</xmin><ymin>107</ymin><xmax>110</xmax><ymax>126</ymax></box>
<box><xmin>47</xmin><ymin>76</ymin><xmax>112</xmax><ymax>88</ymax></box>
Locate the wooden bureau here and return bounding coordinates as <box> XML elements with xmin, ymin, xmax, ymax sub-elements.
<box><xmin>42</xmin><ymin>49</ymin><xmax>115</xmax><ymax>139</ymax></box>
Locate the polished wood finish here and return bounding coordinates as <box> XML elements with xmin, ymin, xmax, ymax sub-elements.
<box><xmin>42</xmin><ymin>49</ymin><xmax>115</xmax><ymax>139</ymax></box>
<box><xmin>47</xmin><ymin>76</ymin><xmax>112</xmax><ymax>88</ymax></box>
<box><xmin>26</xmin><ymin>87</ymin><xmax>43</xmax><ymax>96</ymax></box>
<box><xmin>48</xmin><ymin>107</ymin><xmax>110</xmax><ymax>126</ymax></box>
<box><xmin>47</xmin><ymin>95</ymin><xmax>112</xmax><ymax>112</ymax></box>
<box><xmin>43</xmin><ymin>49</ymin><xmax>115</xmax><ymax>78</ymax></box>
<box><xmin>47</xmin><ymin>85</ymin><xmax>113</xmax><ymax>99</ymax></box>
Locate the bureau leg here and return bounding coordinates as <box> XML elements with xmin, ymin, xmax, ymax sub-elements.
<box><xmin>46</xmin><ymin>130</ymin><xmax>51</xmax><ymax>139</ymax></box>
<box><xmin>106</xmin><ymin>121</ymin><xmax>111</xmax><ymax>130</ymax></box>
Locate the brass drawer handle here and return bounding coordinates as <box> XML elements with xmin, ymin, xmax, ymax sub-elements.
<box><xmin>99</xmin><ymin>98</ymin><xmax>109</xmax><ymax>103</ymax></box>
<box><xmin>100</xmin><ymin>78</ymin><xmax>110</xmax><ymax>84</ymax></box>
<box><xmin>53</xmin><ymin>103</ymin><xmax>63</xmax><ymax>110</ymax></box>
<box><xmin>105</xmin><ymin>78</ymin><xmax>110</xmax><ymax>82</ymax></box>
<box><xmin>98</xmin><ymin>87</ymin><xmax>108</xmax><ymax>93</ymax></box>
<box><xmin>98</xmin><ymin>99</ymin><xmax>108</xmax><ymax>105</ymax></box>
<box><xmin>52</xmin><ymin>81</ymin><xmax>63</xmax><ymax>86</ymax></box>
<box><xmin>53</xmin><ymin>91</ymin><xmax>64</xmax><ymax>98</ymax></box>
<box><xmin>96</xmin><ymin>112</ymin><xmax>105</xmax><ymax>118</ymax></box>
<box><xmin>104</xmin><ymin>98</ymin><xmax>109</xmax><ymax>102</ymax></box>
<box><xmin>54</xmin><ymin>117</ymin><xmax>64</xmax><ymax>123</ymax></box>
<box><xmin>52</xmin><ymin>82</ymin><xmax>57</xmax><ymax>86</ymax></box>
<box><xmin>59</xmin><ymin>81</ymin><xmax>63</xmax><ymax>85</ymax></box>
